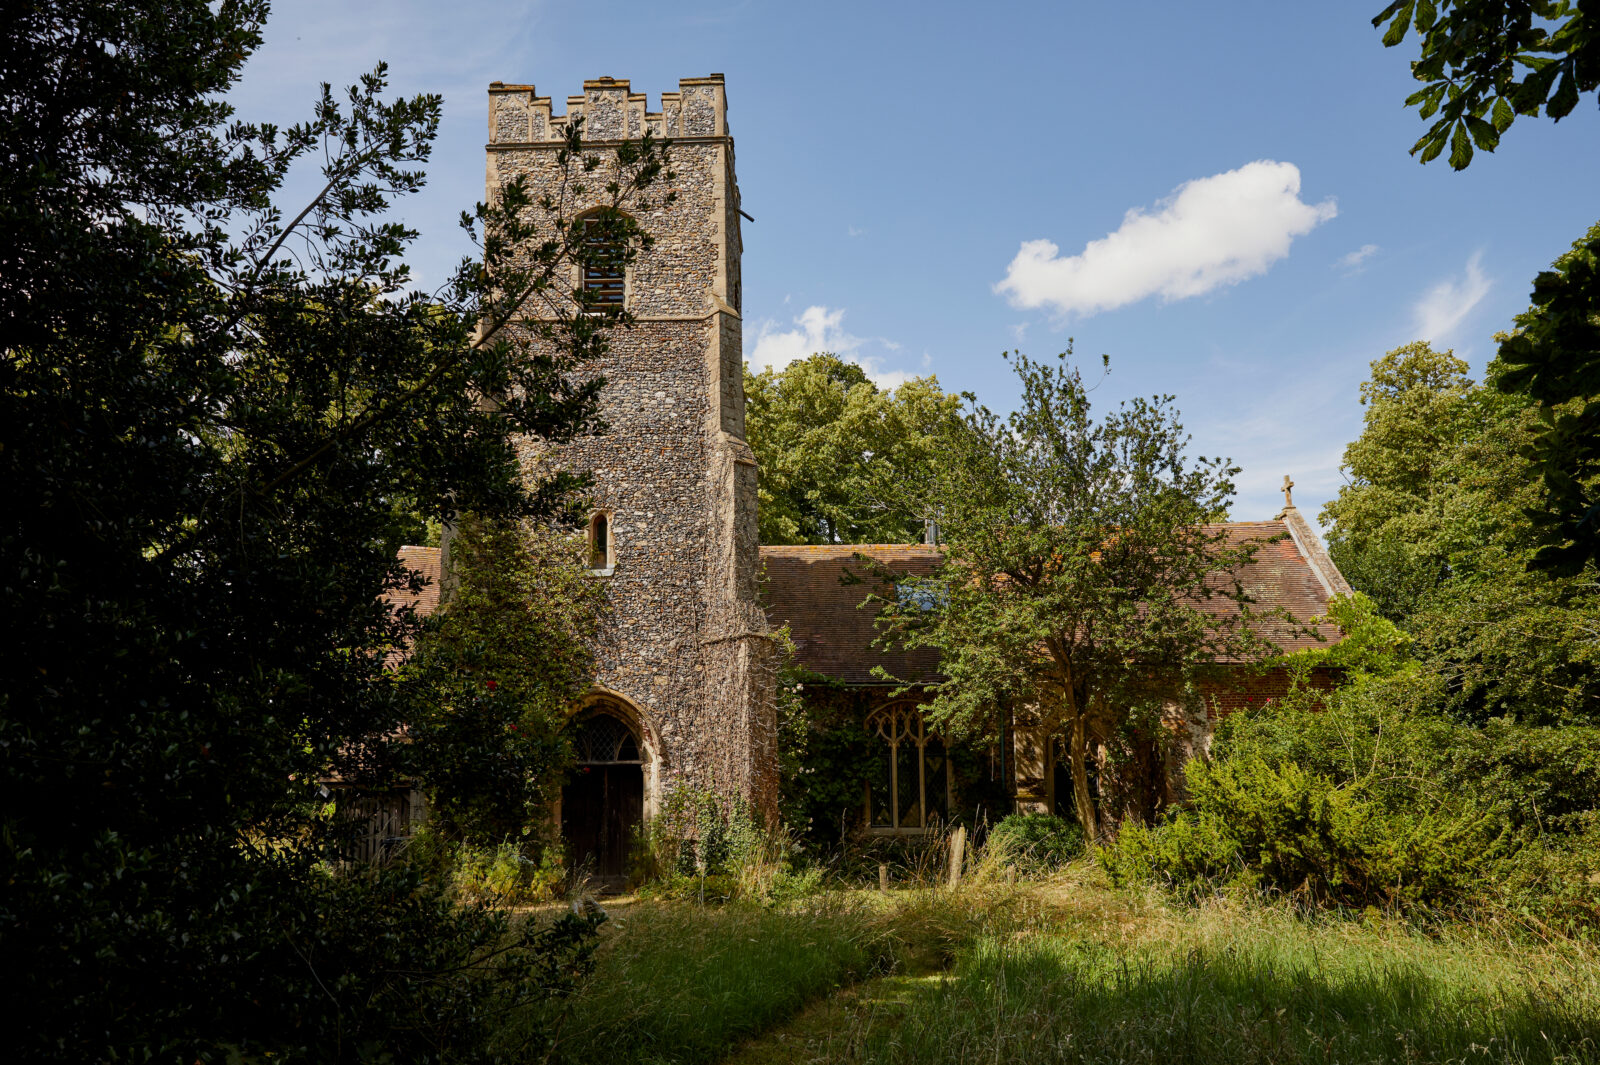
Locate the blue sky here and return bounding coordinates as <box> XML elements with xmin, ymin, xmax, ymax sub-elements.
<box><xmin>232</xmin><ymin>0</ymin><xmax>1600</xmax><ymax>528</ymax></box>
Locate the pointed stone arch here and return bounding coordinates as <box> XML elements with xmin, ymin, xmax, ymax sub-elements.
<box><xmin>559</xmin><ymin>688</ymin><xmax>660</xmax><ymax>882</ymax></box>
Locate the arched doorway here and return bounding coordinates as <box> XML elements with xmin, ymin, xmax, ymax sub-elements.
<box><xmin>561</xmin><ymin>708</ymin><xmax>644</xmax><ymax>881</ymax></box>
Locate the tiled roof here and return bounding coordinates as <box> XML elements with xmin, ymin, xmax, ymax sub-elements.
<box><xmin>761</xmin><ymin>544</ymin><xmax>945</xmax><ymax>685</ymax></box>
<box><xmin>1196</xmin><ymin>522</ymin><xmax>1343</xmax><ymax>658</ymax></box>
<box><xmin>759</xmin><ymin>519</ymin><xmax>1346</xmax><ymax>683</ymax></box>
<box><xmin>388</xmin><ymin>545</ymin><xmax>442</xmax><ymax>620</ymax></box>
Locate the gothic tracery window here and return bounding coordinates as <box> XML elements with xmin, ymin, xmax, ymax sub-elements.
<box><xmin>864</xmin><ymin>704</ymin><xmax>950</xmax><ymax>832</ymax></box>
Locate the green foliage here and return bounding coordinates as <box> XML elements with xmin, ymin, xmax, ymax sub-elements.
<box><xmin>451</xmin><ymin>840</ymin><xmax>568</xmax><ymax>905</ymax></box>
<box><xmin>266</xmin><ymin>868</ymin><xmax>601</xmax><ymax>1063</ymax></box>
<box><xmin>772</xmin><ymin>635</ymin><xmax>1005</xmax><ymax>852</ymax></box>
<box><xmin>0</xmin><ymin>3</ymin><xmax>667</xmax><ymax>1057</ymax></box>
<box><xmin>1286</xmin><ymin>592</ymin><xmax>1416</xmax><ymax>680</ymax></box>
<box><xmin>773</xmin><ymin>656</ymin><xmax>891</xmax><ymax>844</ymax></box>
<box><xmin>1323</xmin><ymin>340</ymin><xmax>1600</xmax><ymax>725</ymax></box>
<box><xmin>1103</xmin><ymin>677</ymin><xmax>1600</xmax><ymax>919</ymax></box>
<box><xmin>744</xmin><ymin>353</ymin><xmax>962</xmax><ymax>544</ymax></box>
<box><xmin>405</xmin><ymin>518</ymin><xmax>602</xmax><ymax>843</ymax></box>
<box><xmin>632</xmin><ymin>788</ymin><xmax>820</xmax><ymax>903</ymax></box>
<box><xmin>1111</xmin><ymin>755</ymin><xmax>1507</xmax><ymax>910</ymax></box>
<box><xmin>986</xmin><ymin>813</ymin><xmax>1085</xmax><ymax>874</ymax></box>
<box><xmin>872</xmin><ymin>349</ymin><xmax>1282</xmax><ymax>841</ymax></box>
<box><xmin>1374</xmin><ymin>0</ymin><xmax>1598</xmax><ymax>169</ymax></box>
<box><xmin>1321</xmin><ymin>342</ymin><xmax>1480</xmax><ymax>587</ymax></box>
<box><xmin>1496</xmin><ymin>221</ymin><xmax>1600</xmax><ymax>575</ymax></box>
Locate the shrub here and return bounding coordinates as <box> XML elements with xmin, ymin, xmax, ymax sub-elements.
<box><xmin>402</xmin><ymin>827</ymin><xmax>566</xmax><ymax>906</ymax></box>
<box><xmin>452</xmin><ymin>841</ymin><xmax>567</xmax><ymax>905</ymax></box>
<box><xmin>1103</xmin><ymin>678</ymin><xmax>1600</xmax><ymax>919</ymax></box>
<box><xmin>985</xmin><ymin>813</ymin><xmax>1084</xmax><ymax>875</ymax></box>
<box><xmin>1105</xmin><ymin>755</ymin><xmax>1507</xmax><ymax>909</ymax></box>
<box><xmin>631</xmin><ymin>788</ymin><xmax>820</xmax><ymax>903</ymax></box>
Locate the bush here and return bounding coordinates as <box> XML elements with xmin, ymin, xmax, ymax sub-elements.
<box><xmin>631</xmin><ymin>788</ymin><xmax>821</xmax><ymax>903</ymax></box>
<box><xmin>1101</xmin><ymin>677</ymin><xmax>1600</xmax><ymax>920</ymax></box>
<box><xmin>1103</xmin><ymin>756</ymin><xmax>1506</xmax><ymax>909</ymax></box>
<box><xmin>986</xmin><ymin>813</ymin><xmax>1084</xmax><ymax>875</ymax></box>
<box><xmin>402</xmin><ymin>827</ymin><xmax>566</xmax><ymax>906</ymax></box>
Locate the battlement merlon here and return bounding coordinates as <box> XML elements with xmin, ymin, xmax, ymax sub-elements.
<box><xmin>487</xmin><ymin>75</ymin><xmax>728</xmax><ymax>144</ymax></box>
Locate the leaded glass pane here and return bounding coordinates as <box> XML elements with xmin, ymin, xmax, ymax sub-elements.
<box><xmin>574</xmin><ymin>713</ymin><xmax>640</xmax><ymax>764</ymax></box>
<box><xmin>896</xmin><ymin>743</ymin><xmax>921</xmax><ymax>828</ymax></box>
<box><xmin>924</xmin><ymin>740</ymin><xmax>949</xmax><ymax>825</ymax></box>
<box><xmin>868</xmin><ymin>750</ymin><xmax>892</xmax><ymax>827</ymax></box>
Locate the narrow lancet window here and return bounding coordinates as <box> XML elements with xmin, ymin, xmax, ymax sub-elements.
<box><xmin>588</xmin><ymin>511</ymin><xmax>613</xmax><ymax>573</ymax></box>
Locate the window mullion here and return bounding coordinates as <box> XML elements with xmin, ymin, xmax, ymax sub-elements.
<box><xmin>916</xmin><ymin>717</ymin><xmax>927</xmax><ymax>829</ymax></box>
<box><xmin>889</xmin><ymin>738</ymin><xmax>899</xmax><ymax>830</ymax></box>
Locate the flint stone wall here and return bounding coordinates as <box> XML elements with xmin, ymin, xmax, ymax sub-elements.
<box><xmin>490</xmin><ymin>75</ymin><xmax>775</xmax><ymax>817</ymax></box>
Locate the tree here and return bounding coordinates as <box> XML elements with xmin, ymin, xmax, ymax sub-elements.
<box><xmin>1495</xmin><ymin>222</ymin><xmax>1600</xmax><ymax>574</ymax></box>
<box><xmin>1374</xmin><ymin>0</ymin><xmax>1598</xmax><ymax>169</ymax></box>
<box><xmin>405</xmin><ymin>518</ymin><xmax>604</xmax><ymax>845</ymax></box>
<box><xmin>1373</xmin><ymin>6</ymin><xmax>1600</xmax><ymax>573</ymax></box>
<box><xmin>1321</xmin><ymin>341</ymin><xmax>1481</xmax><ymax>624</ymax></box>
<box><xmin>872</xmin><ymin>352</ymin><xmax>1279</xmax><ymax>841</ymax></box>
<box><xmin>0</xmin><ymin>2</ymin><xmax>666</xmax><ymax>1057</ymax></box>
<box><xmin>744</xmin><ymin>353</ymin><xmax>962</xmax><ymax>544</ymax></box>
<box><xmin>1322</xmin><ymin>342</ymin><xmax>1600</xmax><ymax>725</ymax></box>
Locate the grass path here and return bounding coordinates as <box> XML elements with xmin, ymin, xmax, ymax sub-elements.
<box><xmin>721</xmin><ymin>877</ymin><xmax>1600</xmax><ymax>1064</ymax></box>
<box><xmin>720</xmin><ymin>971</ymin><xmax>945</xmax><ymax>1065</ymax></box>
<box><xmin>516</xmin><ymin>875</ymin><xmax>1600</xmax><ymax>1064</ymax></box>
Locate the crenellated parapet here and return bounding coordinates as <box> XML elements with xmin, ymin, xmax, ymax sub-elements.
<box><xmin>487</xmin><ymin>74</ymin><xmax>728</xmax><ymax>144</ymax></box>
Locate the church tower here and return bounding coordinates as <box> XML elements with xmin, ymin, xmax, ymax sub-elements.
<box><xmin>485</xmin><ymin>76</ymin><xmax>775</xmax><ymax>864</ymax></box>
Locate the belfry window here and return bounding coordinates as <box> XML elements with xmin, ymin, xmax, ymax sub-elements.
<box><xmin>864</xmin><ymin>704</ymin><xmax>951</xmax><ymax>832</ymax></box>
<box><xmin>588</xmin><ymin>511</ymin><xmax>613</xmax><ymax>573</ymax></box>
<box><xmin>580</xmin><ymin>216</ymin><xmax>625</xmax><ymax>307</ymax></box>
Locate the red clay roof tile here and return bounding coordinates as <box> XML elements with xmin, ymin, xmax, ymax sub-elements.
<box><xmin>759</xmin><ymin>522</ymin><xmax>1343</xmax><ymax>683</ymax></box>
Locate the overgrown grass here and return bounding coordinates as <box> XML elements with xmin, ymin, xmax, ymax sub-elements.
<box><xmin>843</xmin><ymin>887</ymin><xmax>1600</xmax><ymax>1064</ymax></box>
<box><xmin>501</xmin><ymin>872</ymin><xmax>1600</xmax><ymax>1065</ymax></box>
<box><xmin>522</xmin><ymin>896</ymin><xmax>889</xmax><ymax>1065</ymax></box>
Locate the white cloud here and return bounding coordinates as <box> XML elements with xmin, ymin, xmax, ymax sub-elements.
<box><xmin>1413</xmin><ymin>251</ymin><xmax>1492</xmax><ymax>342</ymax></box>
<box><xmin>1336</xmin><ymin>243</ymin><xmax>1380</xmax><ymax>272</ymax></box>
<box><xmin>748</xmin><ymin>305</ymin><xmax>910</xmax><ymax>389</ymax></box>
<box><xmin>995</xmin><ymin>160</ymin><xmax>1337</xmax><ymax>319</ymax></box>
<box><xmin>847</xmin><ymin>225</ymin><xmax>866</xmax><ymax>238</ymax></box>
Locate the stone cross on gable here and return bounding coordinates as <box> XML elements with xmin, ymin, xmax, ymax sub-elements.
<box><xmin>1282</xmin><ymin>475</ymin><xmax>1295</xmax><ymax>509</ymax></box>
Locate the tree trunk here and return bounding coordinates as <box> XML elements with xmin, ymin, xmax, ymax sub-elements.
<box><xmin>1069</xmin><ymin>712</ymin><xmax>1097</xmax><ymax>843</ymax></box>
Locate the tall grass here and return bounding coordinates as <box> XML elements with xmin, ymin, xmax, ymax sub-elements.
<box><xmin>521</xmin><ymin>896</ymin><xmax>889</xmax><ymax>1065</ymax></box>
<box><xmin>846</xmin><ymin>899</ymin><xmax>1600</xmax><ymax>1064</ymax></box>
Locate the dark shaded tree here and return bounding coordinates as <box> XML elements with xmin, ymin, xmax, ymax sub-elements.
<box><xmin>1495</xmin><ymin>222</ymin><xmax>1600</xmax><ymax>574</ymax></box>
<box><xmin>0</xmin><ymin>1</ymin><xmax>667</xmax><ymax>1058</ymax></box>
